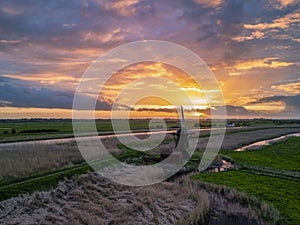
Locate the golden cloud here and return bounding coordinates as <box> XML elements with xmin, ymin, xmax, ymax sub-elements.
<box><xmin>99</xmin><ymin>62</ymin><xmax>213</xmax><ymax>111</ymax></box>
<box><xmin>193</xmin><ymin>0</ymin><xmax>223</xmax><ymax>8</ymax></box>
<box><xmin>232</xmin><ymin>31</ymin><xmax>264</xmax><ymax>42</ymax></box>
<box><xmin>244</xmin><ymin>10</ymin><xmax>300</xmax><ymax>30</ymax></box>
<box><xmin>276</xmin><ymin>0</ymin><xmax>297</xmax><ymax>7</ymax></box>
<box><xmin>233</xmin><ymin>57</ymin><xmax>296</xmax><ymax>70</ymax></box>
<box><xmin>102</xmin><ymin>0</ymin><xmax>140</xmax><ymax>16</ymax></box>
<box><xmin>0</xmin><ymin>39</ymin><xmax>22</xmax><ymax>44</ymax></box>
<box><xmin>80</xmin><ymin>28</ymin><xmax>123</xmax><ymax>44</ymax></box>
<box><xmin>245</xmin><ymin>101</ymin><xmax>286</xmax><ymax>112</ymax></box>
<box><xmin>2</xmin><ymin>74</ymin><xmax>80</xmax><ymax>85</ymax></box>
<box><xmin>271</xmin><ymin>81</ymin><xmax>300</xmax><ymax>94</ymax></box>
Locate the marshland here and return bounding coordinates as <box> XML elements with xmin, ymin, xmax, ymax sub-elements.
<box><xmin>0</xmin><ymin>119</ymin><xmax>299</xmax><ymax>224</ymax></box>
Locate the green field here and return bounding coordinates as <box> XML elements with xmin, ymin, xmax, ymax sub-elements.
<box><xmin>0</xmin><ymin>119</ymin><xmax>181</xmax><ymax>132</ymax></box>
<box><xmin>194</xmin><ymin>137</ymin><xmax>300</xmax><ymax>225</ymax></box>
<box><xmin>193</xmin><ymin>171</ymin><xmax>300</xmax><ymax>225</ymax></box>
<box><xmin>221</xmin><ymin>137</ymin><xmax>300</xmax><ymax>171</ymax></box>
<box><xmin>0</xmin><ymin>119</ymin><xmax>180</xmax><ymax>142</ymax></box>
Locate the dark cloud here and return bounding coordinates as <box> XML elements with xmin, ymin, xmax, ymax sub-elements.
<box><xmin>0</xmin><ymin>0</ymin><xmax>298</xmax><ymax>66</ymax></box>
<box><xmin>203</xmin><ymin>105</ymin><xmax>259</xmax><ymax>117</ymax></box>
<box><xmin>134</xmin><ymin>105</ymin><xmax>259</xmax><ymax>117</ymax></box>
<box><xmin>0</xmin><ymin>77</ymin><xmax>112</xmax><ymax>110</ymax></box>
<box><xmin>135</xmin><ymin>107</ymin><xmax>176</xmax><ymax>113</ymax></box>
<box><xmin>255</xmin><ymin>94</ymin><xmax>300</xmax><ymax>116</ymax></box>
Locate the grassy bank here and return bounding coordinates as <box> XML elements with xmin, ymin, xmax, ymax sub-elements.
<box><xmin>0</xmin><ymin>142</ymin><xmax>154</xmax><ymax>201</ymax></box>
<box><xmin>193</xmin><ymin>171</ymin><xmax>300</xmax><ymax>225</ymax></box>
<box><xmin>221</xmin><ymin>137</ymin><xmax>300</xmax><ymax>172</ymax></box>
<box><xmin>0</xmin><ymin>163</ymin><xmax>92</xmax><ymax>201</ymax></box>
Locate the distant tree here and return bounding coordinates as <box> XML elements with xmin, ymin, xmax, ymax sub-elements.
<box><xmin>3</xmin><ymin>130</ymin><xmax>9</xmax><ymax>134</ymax></box>
<box><xmin>11</xmin><ymin>129</ymin><xmax>16</xmax><ymax>134</ymax></box>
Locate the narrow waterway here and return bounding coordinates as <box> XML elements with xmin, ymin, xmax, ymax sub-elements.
<box><xmin>235</xmin><ymin>132</ymin><xmax>300</xmax><ymax>151</ymax></box>
<box><xmin>0</xmin><ymin>127</ymin><xmax>225</xmax><ymax>148</ymax></box>
<box><xmin>0</xmin><ymin>130</ymin><xmax>176</xmax><ymax>148</ymax></box>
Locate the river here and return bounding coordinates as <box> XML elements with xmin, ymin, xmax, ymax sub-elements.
<box><xmin>235</xmin><ymin>132</ymin><xmax>300</xmax><ymax>151</ymax></box>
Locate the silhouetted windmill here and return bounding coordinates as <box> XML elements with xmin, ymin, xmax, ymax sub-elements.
<box><xmin>160</xmin><ymin>106</ymin><xmax>189</xmax><ymax>163</ymax></box>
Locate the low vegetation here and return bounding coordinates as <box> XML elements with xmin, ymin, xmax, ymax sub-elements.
<box><xmin>220</xmin><ymin>137</ymin><xmax>300</xmax><ymax>172</ymax></box>
<box><xmin>0</xmin><ymin>143</ymin><xmax>84</xmax><ymax>182</ymax></box>
<box><xmin>193</xmin><ymin>171</ymin><xmax>300</xmax><ymax>225</ymax></box>
<box><xmin>192</xmin><ymin>135</ymin><xmax>300</xmax><ymax>225</ymax></box>
<box><xmin>0</xmin><ymin>163</ymin><xmax>91</xmax><ymax>201</ymax></box>
<box><xmin>0</xmin><ymin>119</ymin><xmax>180</xmax><ymax>142</ymax></box>
<box><xmin>189</xmin><ymin>175</ymin><xmax>282</xmax><ymax>225</ymax></box>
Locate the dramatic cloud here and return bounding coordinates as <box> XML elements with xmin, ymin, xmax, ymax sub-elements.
<box><xmin>232</xmin><ymin>31</ymin><xmax>264</xmax><ymax>42</ymax></box>
<box><xmin>254</xmin><ymin>94</ymin><xmax>300</xmax><ymax>116</ymax></box>
<box><xmin>277</xmin><ymin>0</ymin><xmax>297</xmax><ymax>7</ymax></box>
<box><xmin>101</xmin><ymin>0</ymin><xmax>140</xmax><ymax>16</ymax></box>
<box><xmin>233</xmin><ymin>57</ymin><xmax>296</xmax><ymax>70</ymax></box>
<box><xmin>271</xmin><ymin>80</ymin><xmax>300</xmax><ymax>95</ymax></box>
<box><xmin>0</xmin><ymin>77</ymin><xmax>112</xmax><ymax>110</ymax></box>
<box><xmin>0</xmin><ymin>0</ymin><xmax>299</xmax><ymax>118</ymax></box>
<box><xmin>134</xmin><ymin>105</ymin><xmax>258</xmax><ymax>118</ymax></box>
<box><xmin>244</xmin><ymin>10</ymin><xmax>300</xmax><ymax>30</ymax></box>
<box><xmin>193</xmin><ymin>0</ymin><xmax>223</xmax><ymax>8</ymax></box>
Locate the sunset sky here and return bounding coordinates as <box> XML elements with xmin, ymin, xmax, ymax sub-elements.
<box><xmin>0</xmin><ymin>0</ymin><xmax>299</xmax><ymax>119</ymax></box>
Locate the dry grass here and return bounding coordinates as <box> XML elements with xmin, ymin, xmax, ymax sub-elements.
<box><xmin>0</xmin><ymin>143</ymin><xmax>84</xmax><ymax>181</ymax></box>
<box><xmin>0</xmin><ymin>136</ymin><xmax>125</xmax><ymax>182</ymax></box>
<box><xmin>196</xmin><ymin>127</ymin><xmax>300</xmax><ymax>151</ymax></box>
<box><xmin>0</xmin><ymin>172</ymin><xmax>210</xmax><ymax>225</ymax></box>
<box><xmin>0</xmin><ymin>172</ymin><xmax>280</xmax><ymax>225</ymax></box>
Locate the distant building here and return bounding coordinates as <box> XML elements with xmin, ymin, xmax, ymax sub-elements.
<box><xmin>226</xmin><ymin>123</ymin><xmax>235</xmax><ymax>127</ymax></box>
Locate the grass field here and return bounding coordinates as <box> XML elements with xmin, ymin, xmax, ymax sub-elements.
<box><xmin>194</xmin><ymin>136</ymin><xmax>300</xmax><ymax>225</ymax></box>
<box><xmin>220</xmin><ymin>137</ymin><xmax>300</xmax><ymax>171</ymax></box>
<box><xmin>0</xmin><ymin>119</ymin><xmax>180</xmax><ymax>133</ymax></box>
<box><xmin>193</xmin><ymin>171</ymin><xmax>300</xmax><ymax>225</ymax></box>
<box><xmin>0</xmin><ymin>119</ymin><xmax>180</xmax><ymax>142</ymax></box>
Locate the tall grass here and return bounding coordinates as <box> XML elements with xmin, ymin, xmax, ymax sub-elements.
<box><xmin>0</xmin><ymin>143</ymin><xmax>84</xmax><ymax>182</ymax></box>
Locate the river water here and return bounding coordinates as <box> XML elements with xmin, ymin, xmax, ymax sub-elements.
<box><xmin>235</xmin><ymin>132</ymin><xmax>300</xmax><ymax>151</ymax></box>
<box><xmin>0</xmin><ymin>130</ymin><xmax>179</xmax><ymax>148</ymax></box>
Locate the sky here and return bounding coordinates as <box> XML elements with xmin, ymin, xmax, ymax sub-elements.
<box><xmin>0</xmin><ymin>0</ymin><xmax>299</xmax><ymax>119</ymax></box>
